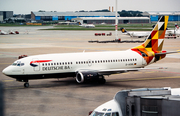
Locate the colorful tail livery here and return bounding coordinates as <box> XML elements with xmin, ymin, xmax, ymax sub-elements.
<box><xmin>131</xmin><ymin>16</ymin><xmax>169</xmax><ymax>64</ymax></box>
<box><xmin>120</xmin><ymin>28</ymin><xmax>127</xmax><ymax>33</ymax></box>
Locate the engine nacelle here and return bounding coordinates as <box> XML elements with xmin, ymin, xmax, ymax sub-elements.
<box><xmin>76</xmin><ymin>72</ymin><xmax>99</xmax><ymax>83</ymax></box>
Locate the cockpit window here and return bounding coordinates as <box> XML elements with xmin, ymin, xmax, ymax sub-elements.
<box><xmin>12</xmin><ymin>63</ymin><xmax>17</xmax><ymax>66</ymax></box>
<box><xmin>90</xmin><ymin>111</ymin><xmax>104</xmax><ymax>116</ymax></box>
<box><xmin>90</xmin><ymin>111</ymin><xmax>119</xmax><ymax>116</ymax></box>
<box><xmin>12</xmin><ymin>62</ymin><xmax>24</xmax><ymax>66</ymax></box>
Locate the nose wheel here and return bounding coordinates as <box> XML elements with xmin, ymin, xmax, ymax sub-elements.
<box><xmin>24</xmin><ymin>82</ymin><xmax>29</xmax><ymax>88</ymax></box>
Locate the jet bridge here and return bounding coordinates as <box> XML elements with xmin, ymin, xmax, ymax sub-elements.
<box><xmin>114</xmin><ymin>87</ymin><xmax>180</xmax><ymax>116</ymax></box>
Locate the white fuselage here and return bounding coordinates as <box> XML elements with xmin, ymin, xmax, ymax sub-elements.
<box><xmin>2</xmin><ymin>50</ymin><xmax>147</xmax><ymax>79</ymax></box>
<box><xmin>127</xmin><ymin>31</ymin><xmax>150</xmax><ymax>37</ymax></box>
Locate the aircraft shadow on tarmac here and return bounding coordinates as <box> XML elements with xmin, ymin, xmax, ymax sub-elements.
<box><xmin>6</xmin><ymin>78</ymin><xmax>154</xmax><ymax>89</ymax></box>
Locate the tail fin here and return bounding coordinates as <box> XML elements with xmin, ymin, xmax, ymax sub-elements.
<box><xmin>132</xmin><ymin>16</ymin><xmax>169</xmax><ymax>52</ymax></box>
<box><xmin>120</xmin><ymin>28</ymin><xmax>127</xmax><ymax>33</ymax></box>
<box><xmin>175</xmin><ymin>24</ymin><xmax>179</xmax><ymax>30</ymax></box>
<box><xmin>131</xmin><ymin>16</ymin><xmax>169</xmax><ymax>64</ymax></box>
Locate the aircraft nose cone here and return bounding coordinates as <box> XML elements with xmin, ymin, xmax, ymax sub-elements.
<box><xmin>2</xmin><ymin>67</ymin><xmax>10</xmax><ymax>76</ymax></box>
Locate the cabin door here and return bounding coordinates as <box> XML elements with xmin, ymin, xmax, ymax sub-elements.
<box><xmin>32</xmin><ymin>58</ymin><xmax>40</xmax><ymax>71</ymax></box>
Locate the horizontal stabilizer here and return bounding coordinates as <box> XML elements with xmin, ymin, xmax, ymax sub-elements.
<box><xmin>155</xmin><ymin>50</ymin><xmax>180</xmax><ymax>55</ymax></box>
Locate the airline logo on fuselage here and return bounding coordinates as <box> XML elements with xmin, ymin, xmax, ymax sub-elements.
<box><xmin>30</xmin><ymin>60</ymin><xmax>52</xmax><ymax>67</ymax></box>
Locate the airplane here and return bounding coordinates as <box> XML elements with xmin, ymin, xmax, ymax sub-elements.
<box><xmin>121</xmin><ymin>24</ymin><xmax>180</xmax><ymax>38</ymax></box>
<box><xmin>2</xmin><ymin>16</ymin><xmax>179</xmax><ymax>88</ymax></box>
<box><xmin>9</xmin><ymin>30</ymin><xmax>19</xmax><ymax>34</ymax></box>
<box><xmin>58</xmin><ymin>22</ymin><xmax>78</xmax><ymax>25</ymax></box>
<box><xmin>0</xmin><ymin>30</ymin><xmax>8</xmax><ymax>35</ymax></box>
<box><xmin>166</xmin><ymin>24</ymin><xmax>180</xmax><ymax>37</ymax></box>
<box><xmin>120</xmin><ymin>27</ymin><xmax>150</xmax><ymax>38</ymax></box>
<box><xmin>79</xmin><ymin>24</ymin><xmax>95</xmax><ymax>28</ymax></box>
<box><xmin>78</xmin><ymin>22</ymin><xmax>95</xmax><ymax>28</ymax></box>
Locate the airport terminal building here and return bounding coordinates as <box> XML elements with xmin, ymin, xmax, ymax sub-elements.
<box><xmin>0</xmin><ymin>11</ymin><xmax>13</xmax><ymax>21</ymax></box>
<box><xmin>72</xmin><ymin>17</ymin><xmax>150</xmax><ymax>24</ymax></box>
<box><xmin>31</xmin><ymin>11</ymin><xmax>118</xmax><ymax>21</ymax></box>
<box><xmin>143</xmin><ymin>11</ymin><xmax>180</xmax><ymax>22</ymax></box>
<box><xmin>30</xmin><ymin>11</ymin><xmax>180</xmax><ymax>24</ymax></box>
<box><xmin>31</xmin><ymin>11</ymin><xmax>150</xmax><ymax>24</ymax></box>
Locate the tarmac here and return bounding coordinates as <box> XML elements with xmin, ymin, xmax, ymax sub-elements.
<box><xmin>0</xmin><ymin>26</ymin><xmax>180</xmax><ymax>116</ymax></box>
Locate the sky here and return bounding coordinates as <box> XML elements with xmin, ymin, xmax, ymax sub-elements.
<box><xmin>0</xmin><ymin>0</ymin><xmax>180</xmax><ymax>14</ymax></box>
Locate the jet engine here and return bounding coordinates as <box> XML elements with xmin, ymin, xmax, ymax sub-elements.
<box><xmin>75</xmin><ymin>72</ymin><xmax>105</xmax><ymax>84</ymax></box>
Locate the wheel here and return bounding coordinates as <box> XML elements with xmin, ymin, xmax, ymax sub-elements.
<box><xmin>24</xmin><ymin>82</ymin><xmax>29</xmax><ymax>88</ymax></box>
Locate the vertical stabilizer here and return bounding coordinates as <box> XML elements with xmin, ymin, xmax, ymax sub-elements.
<box><xmin>131</xmin><ymin>16</ymin><xmax>169</xmax><ymax>64</ymax></box>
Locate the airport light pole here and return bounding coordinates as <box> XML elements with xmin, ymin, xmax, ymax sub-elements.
<box><xmin>115</xmin><ymin>0</ymin><xmax>118</xmax><ymax>40</ymax></box>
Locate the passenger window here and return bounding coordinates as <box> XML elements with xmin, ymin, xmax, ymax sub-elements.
<box><xmin>42</xmin><ymin>64</ymin><xmax>44</xmax><ymax>66</ymax></box>
<box><xmin>57</xmin><ymin>63</ymin><xmax>59</xmax><ymax>65</ymax></box>
<box><xmin>54</xmin><ymin>63</ymin><xmax>56</xmax><ymax>65</ymax></box>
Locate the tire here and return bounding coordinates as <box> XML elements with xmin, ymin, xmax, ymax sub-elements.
<box><xmin>24</xmin><ymin>82</ymin><xmax>29</xmax><ymax>88</ymax></box>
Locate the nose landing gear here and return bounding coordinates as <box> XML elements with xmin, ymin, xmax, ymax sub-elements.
<box><xmin>24</xmin><ymin>82</ymin><xmax>29</xmax><ymax>88</ymax></box>
<box><xmin>16</xmin><ymin>79</ymin><xmax>29</xmax><ymax>88</ymax></box>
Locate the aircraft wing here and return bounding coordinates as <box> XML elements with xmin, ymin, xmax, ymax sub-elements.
<box><xmin>77</xmin><ymin>67</ymin><xmax>165</xmax><ymax>75</ymax></box>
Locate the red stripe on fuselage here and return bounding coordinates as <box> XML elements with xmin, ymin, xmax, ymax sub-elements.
<box><xmin>30</xmin><ymin>60</ymin><xmax>52</xmax><ymax>64</ymax></box>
